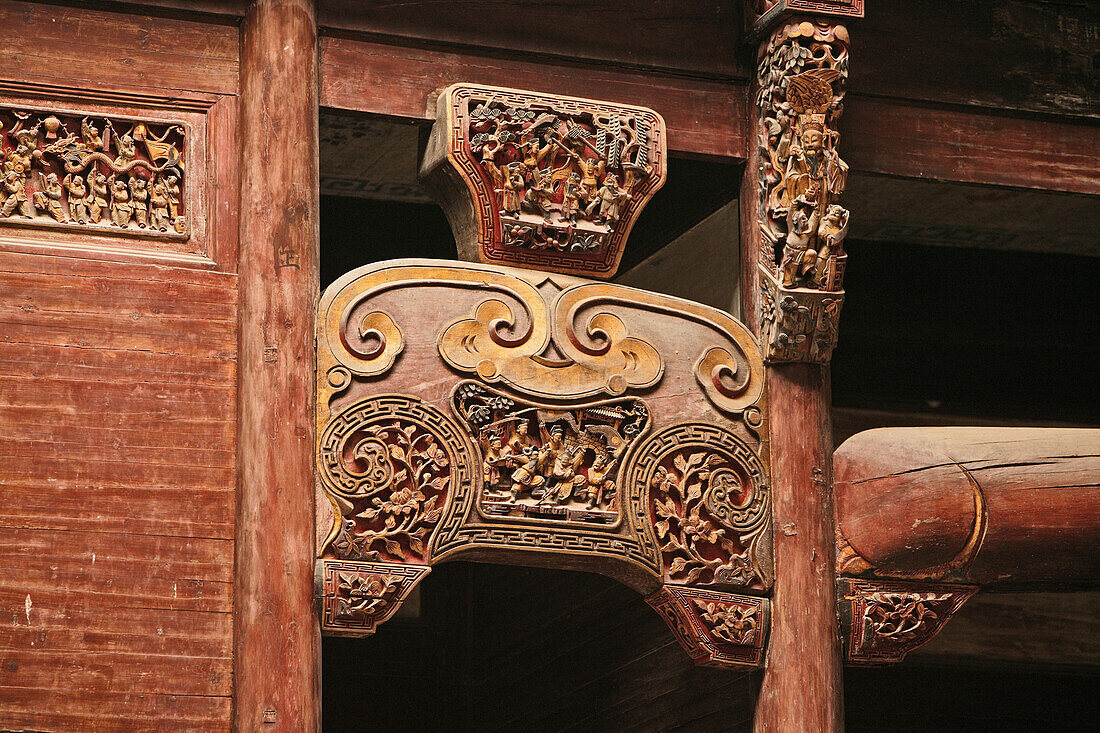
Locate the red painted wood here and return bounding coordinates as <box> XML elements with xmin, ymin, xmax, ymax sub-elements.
<box><xmin>235</xmin><ymin>0</ymin><xmax>322</xmax><ymax>730</ymax></box>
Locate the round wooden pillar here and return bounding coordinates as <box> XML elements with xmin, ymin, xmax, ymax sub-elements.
<box><xmin>235</xmin><ymin>0</ymin><xmax>321</xmax><ymax>730</ymax></box>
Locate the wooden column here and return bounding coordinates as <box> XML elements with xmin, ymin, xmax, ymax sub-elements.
<box><xmin>755</xmin><ymin>364</ymin><xmax>841</xmax><ymax>730</ymax></box>
<box><xmin>741</xmin><ymin>4</ymin><xmax>863</xmax><ymax>730</ymax></box>
<box><xmin>235</xmin><ymin>1</ymin><xmax>321</xmax><ymax>730</ymax></box>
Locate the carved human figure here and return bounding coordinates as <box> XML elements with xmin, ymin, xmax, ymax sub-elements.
<box><xmin>781</xmin><ymin>195</ymin><xmax>822</xmax><ymax>287</ymax></box>
<box><xmin>1</xmin><ymin>171</ymin><xmax>34</xmax><ymax>218</ymax></box>
<box><xmin>521</xmin><ymin>169</ymin><xmax>555</xmax><ymax>221</ymax></box>
<box><xmin>149</xmin><ymin>182</ymin><xmax>171</xmax><ymax>231</ymax></box>
<box><xmin>164</xmin><ymin>174</ymin><xmax>181</xmax><ymax>218</ymax></box>
<box><xmin>582</xmin><ymin>453</ymin><xmax>617</xmax><ymax>509</ymax></box>
<box><xmin>562</xmin><ymin>172</ymin><xmax>585</xmax><ymax>223</ymax></box>
<box><xmin>507</xmin><ymin>420</ymin><xmax>538</xmax><ymax>458</ymax></box>
<box><xmin>87</xmin><ymin>171</ymin><xmax>109</xmax><ymax>224</ymax></box>
<box><xmin>500</xmin><ymin>163</ymin><xmax>524</xmax><ymax>217</ymax></box>
<box><xmin>482</xmin><ymin>433</ymin><xmax>513</xmax><ymax>492</ymax></box>
<box><xmin>109</xmin><ymin>177</ymin><xmax>133</xmax><ymax>227</ymax></box>
<box><xmin>585</xmin><ymin>173</ymin><xmax>631</xmax><ymax>224</ymax></box>
<box><xmin>80</xmin><ymin>117</ymin><xmax>103</xmax><ymax>150</ymax></box>
<box><xmin>63</xmin><ymin>174</ymin><xmax>89</xmax><ymax>223</ymax></box>
<box><xmin>113</xmin><ymin>133</ymin><xmax>136</xmax><ymax>168</ymax></box>
<box><xmin>540</xmin><ymin>432</ymin><xmax>585</xmax><ymax>504</ymax></box>
<box><xmin>517</xmin><ymin>132</ymin><xmax>552</xmax><ymax>185</ymax></box>
<box><xmin>477</xmin><ymin>133</ymin><xmax>503</xmax><ymax>191</ymax></box>
<box><xmin>814</xmin><ymin>204</ymin><xmax>850</xmax><ymax>288</ymax></box>
<box><xmin>129</xmin><ymin>176</ymin><xmax>149</xmax><ymax>228</ymax></box>
<box><xmin>34</xmin><ymin>173</ymin><xmax>66</xmax><ymax>222</ymax></box>
<box><xmin>6</xmin><ymin>143</ymin><xmax>34</xmax><ymax>177</ymax></box>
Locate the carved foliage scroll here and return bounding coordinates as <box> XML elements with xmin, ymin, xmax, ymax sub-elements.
<box><xmin>315</xmin><ymin>259</ymin><xmax>769</xmax><ymax>667</ymax></box>
<box><xmin>840</xmin><ymin>579</ymin><xmax>978</xmax><ymax>664</ymax></box>
<box><xmin>1</xmin><ymin>105</ymin><xmax>187</xmax><ymax>238</ymax></box>
<box><xmin>755</xmin><ymin>21</ymin><xmax>850</xmax><ymax>363</ymax></box>
<box><xmin>420</xmin><ymin>84</ymin><xmax>667</xmax><ymax>279</ymax></box>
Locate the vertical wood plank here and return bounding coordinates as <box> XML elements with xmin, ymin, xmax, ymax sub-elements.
<box><xmin>235</xmin><ymin>0</ymin><xmax>321</xmax><ymax>730</ymax></box>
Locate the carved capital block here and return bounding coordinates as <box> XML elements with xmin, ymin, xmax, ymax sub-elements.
<box><xmin>420</xmin><ymin>84</ymin><xmax>667</xmax><ymax>279</ymax></box>
<box><xmin>315</xmin><ymin>259</ymin><xmax>770</xmax><ymax>667</ymax></box>
<box><xmin>840</xmin><ymin>578</ymin><xmax>977</xmax><ymax>664</ymax></box>
<box><xmin>647</xmin><ymin>586</ymin><xmax>769</xmax><ymax>667</ymax></box>
<box><xmin>754</xmin><ymin>21</ymin><xmax>851</xmax><ymax>362</ymax></box>
<box><xmin>317</xmin><ymin>559</ymin><xmax>431</xmax><ymax>636</ymax></box>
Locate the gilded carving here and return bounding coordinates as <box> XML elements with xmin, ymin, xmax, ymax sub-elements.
<box><xmin>0</xmin><ymin>107</ymin><xmax>187</xmax><ymax>237</ymax></box>
<box><xmin>840</xmin><ymin>579</ymin><xmax>978</xmax><ymax>664</ymax></box>
<box><xmin>452</xmin><ymin>381</ymin><xmax>649</xmax><ymax>525</ymax></box>
<box><xmin>755</xmin><ymin>21</ymin><xmax>850</xmax><ymax>363</ymax></box>
<box><xmin>318</xmin><ymin>560</ymin><xmax>431</xmax><ymax>635</ymax></box>
<box><xmin>317</xmin><ymin>395</ymin><xmax>477</xmax><ymax>564</ymax></box>
<box><xmin>315</xmin><ymin>259</ymin><xmax>769</xmax><ymax>668</ymax></box>
<box><xmin>646</xmin><ymin>586</ymin><xmax>768</xmax><ymax>667</ymax></box>
<box><xmin>420</xmin><ymin>84</ymin><xmax>667</xmax><ymax>278</ymax></box>
<box><xmin>630</xmin><ymin>423</ymin><xmax>771</xmax><ymax>591</ymax></box>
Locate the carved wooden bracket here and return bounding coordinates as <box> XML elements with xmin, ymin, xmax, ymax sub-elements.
<box><xmin>753</xmin><ymin>20</ymin><xmax>851</xmax><ymax>363</ymax></box>
<box><xmin>839</xmin><ymin>578</ymin><xmax>977</xmax><ymax>664</ymax></box>
<box><xmin>746</xmin><ymin>1</ymin><xmax>864</xmax><ymax>43</ymax></box>
<box><xmin>420</xmin><ymin>84</ymin><xmax>667</xmax><ymax>279</ymax></box>
<box><xmin>315</xmin><ymin>259</ymin><xmax>770</xmax><ymax>667</ymax></box>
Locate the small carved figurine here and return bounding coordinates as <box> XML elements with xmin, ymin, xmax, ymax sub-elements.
<box><xmin>149</xmin><ymin>182</ymin><xmax>171</xmax><ymax>231</ymax></box>
<box><xmin>500</xmin><ymin>163</ymin><xmax>524</xmax><ymax>217</ymax></box>
<box><xmin>1</xmin><ymin>171</ymin><xmax>34</xmax><ymax>218</ymax></box>
<box><xmin>585</xmin><ymin>173</ymin><xmax>631</xmax><ymax>224</ymax></box>
<box><xmin>781</xmin><ymin>195</ymin><xmax>822</xmax><ymax>288</ymax></box>
<box><xmin>129</xmin><ymin>176</ymin><xmax>149</xmax><ymax>228</ymax></box>
<box><xmin>563</xmin><ymin>172</ymin><xmax>585</xmax><ymax>223</ymax></box>
<box><xmin>87</xmin><ymin>171</ymin><xmax>109</xmax><ymax>224</ymax></box>
<box><xmin>33</xmin><ymin>173</ymin><xmax>67</xmax><ymax>222</ymax></box>
<box><xmin>109</xmin><ymin>177</ymin><xmax>133</xmax><ymax>227</ymax></box>
<box><xmin>63</xmin><ymin>174</ymin><xmax>89</xmax><ymax>223</ymax></box>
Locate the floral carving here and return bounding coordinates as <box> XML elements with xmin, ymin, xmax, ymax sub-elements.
<box><xmin>319</xmin><ymin>560</ymin><xmax>431</xmax><ymax>635</ymax></box>
<box><xmin>318</xmin><ymin>396</ymin><xmax>476</xmax><ymax>565</ymax></box>
<box><xmin>694</xmin><ymin>598</ymin><xmax>759</xmax><ymax>646</ymax></box>
<box><xmin>842</xmin><ymin>579</ymin><xmax>978</xmax><ymax>663</ymax></box>
<box><xmin>631</xmin><ymin>424</ymin><xmax>771</xmax><ymax>590</ymax></box>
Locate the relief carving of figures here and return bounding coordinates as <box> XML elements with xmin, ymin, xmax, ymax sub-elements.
<box><xmin>755</xmin><ymin>21</ymin><xmax>851</xmax><ymax>362</ymax></box>
<box><xmin>453</xmin><ymin>382</ymin><xmax>649</xmax><ymax>525</ymax></box>
<box><xmin>0</xmin><ymin>107</ymin><xmax>187</xmax><ymax>237</ymax></box>
<box><xmin>421</xmin><ymin>84</ymin><xmax>667</xmax><ymax>278</ymax></box>
<box><xmin>840</xmin><ymin>579</ymin><xmax>978</xmax><ymax>664</ymax></box>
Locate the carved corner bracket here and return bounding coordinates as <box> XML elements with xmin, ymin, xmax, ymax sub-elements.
<box><xmin>754</xmin><ymin>20</ymin><xmax>851</xmax><ymax>364</ymax></box>
<box><xmin>839</xmin><ymin>578</ymin><xmax>977</xmax><ymax>664</ymax></box>
<box><xmin>420</xmin><ymin>84</ymin><xmax>667</xmax><ymax>279</ymax></box>
<box><xmin>314</xmin><ymin>260</ymin><xmax>770</xmax><ymax>668</ymax></box>
<box><xmin>745</xmin><ymin>1</ymin><xmax>864</xmax><ymax>44</ymax></box>
<box><xmin>647</xmin><ymin>586</ymin><xmax>769</xmax><ymax>666</ymax></box>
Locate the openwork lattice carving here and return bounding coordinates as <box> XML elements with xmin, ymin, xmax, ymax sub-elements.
<box><xmin>755</xmin><ymin>21</ymin><xmax>850</xmax><ymax>362</ymax></box>
<box><xmin>315</xmin><ymin>258</ymin><xmax>769</xmax><ymax>667</ymax></box>
<box><xmin>420</xmin><ymin>84</ymin><xmax>667</xmax><ymax>279</ymax></box>
<box><xmin>1</xmin><ymin>105</ymin><xmax>187</xmax><ymax>238</ymax></box>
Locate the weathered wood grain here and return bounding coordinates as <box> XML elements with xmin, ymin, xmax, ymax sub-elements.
<box><xmin>0</xmin><ymin>253</ymin><xmax>237</xmax><ymax>732</ymax></box>
<box><xmin>319</xmin><ymin>35</ymin><xmax>749</xmax><ymax>160</ymax></box>
<box><xmin>754</xmin><ymin>364</ymin><xmax>842</xmax><ymax>731</ymax></box>
<box><xmin>835</xmin><ymin>427</ymin><xmax>1100</xmax><ymax>586</ymax></box>
<box><xmin>235</xmin><ymin>0</ymin><xmax>322</xmax><ymax>730</ymax></box>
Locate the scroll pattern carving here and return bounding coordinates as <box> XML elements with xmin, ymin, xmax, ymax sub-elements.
<box><xmin>421</xmin><ymin>84</ymin><xmax>667</xmax><ymax>279</ymax></box>
<box><xmin>840</xmin><ymin>579</ymin><xmax>978</xmax><ymax>664</ymax></box>
<box><xmin>318</xmin><ymin>395</ymin><xmax>477</xmax><ymax>564</ymax></box>
<box><xmin>646</xmin><ymin>586</ymin><xmax>768</xmax><ymax>666</ymax></box>
<box><xmin>755</xmin><ymin>21</ymin><xmax>850</xmax><ymax>363</ymax></box>
<box><xmin>1</xmin><ymin>106</ymin><xmax>187</xmax><ymax>238</ymax></box>
<box><xmin>316</xmin><ymin>260</ymin><xmax>769</xmax><ymax>667</ymax></box>
<box><xmin>631</xmin><ymin>423</ymin><xmax>771</xmax><ymax>591</ymax></box>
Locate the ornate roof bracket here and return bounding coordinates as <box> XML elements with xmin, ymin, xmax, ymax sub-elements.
<box><xmin>753</xmin><ymin>19</ymin><xmax>852</xmax><ymax>363</ymax></box>
<box><xmin>313</xmin><ymin>259</ymin><xmax>771</xmax><ymax>669</ymax></box>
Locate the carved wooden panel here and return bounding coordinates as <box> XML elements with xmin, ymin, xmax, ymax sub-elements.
<box><xmin>0</xmin><ymin>88</ymin><xmax>222</xmax><ymax>268</ymax></box>
<box><xmin>754</xmin><ymin>21</ymin><xmax>850</xmax><ymax>363</ymax></box>
<box><xmin>315</xmin><ymin>259</ymin><xmax>770</xmax><ymax>667</ymax></box>
<box><xmin>420</xmin><ymin>84</ymin><xmax>667</xmax><ymax>279</ymax></box>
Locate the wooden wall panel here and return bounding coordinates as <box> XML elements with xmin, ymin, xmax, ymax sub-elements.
<box><xmin>0</xmin><ymin>252</ymin><xmax>237</xmax><ymax>732</ymax></box>
<box><xmin>0</xmin><ymin>3</ymin><xmax>240</xmax><ymax>731</ymax></box>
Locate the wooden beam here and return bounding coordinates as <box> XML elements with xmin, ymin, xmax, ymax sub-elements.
<box><xmin>236</xmin><ymin>1</ymin><xmax>321</xmax><ymax>730</ymax></box>
<box><xmin>835</xmin><ymin>427</ymin><xmax>1100</xmax><ymax>587</ymax></box>
<box><xmin>318</xmin><ymin>35</ymin><xmax>748</xmax><ymax>160</ymax></box>
<box><xmin>841</xmin><ymin>96</ymin><xmax>1100</xmax><ymax>196</ymax></box>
